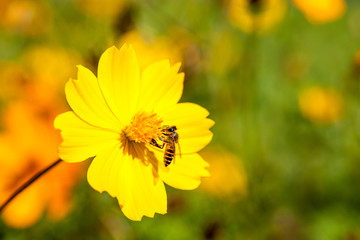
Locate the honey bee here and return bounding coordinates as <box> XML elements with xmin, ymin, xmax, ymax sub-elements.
<box><xmin>150</xmin><ymin>125</ymin><xmax>181</xmax><ymax>167</ymax></box>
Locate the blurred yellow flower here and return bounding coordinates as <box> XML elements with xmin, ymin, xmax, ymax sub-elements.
<box><xmin>207</xmin><ymin>30</ymin><xmax>241</xmax><ymax>76</ymax></box>
<box><xmin>200</xmin><ymin>148</ymin><xmax>247</xmax><ymax>201</ymax></box>
<box><xmin>54</xmin><ymin>44</ymin><xmax>214</xmax><ymax>221</ymax></box>
<box><xmin>298</xmin><ymin>86</ymin><xmax>343</xmax><ymax>124</ymax></box>
<box><xmin>167</xmin><ymin>27</ymin><xmax>202</xmax><ymax>75</ymax></box>
<box><xmin>0</xmin><ymin>0</ymin><xmax>51</xmax><ymax>35</ymax></box>
<box><xmin>227</xmin><ymin>0</ymin><xmax>287</xmax><ymax>34</ymax></box>
<box><xmin>118</xmin><ymin>30</ymin><xmax>182</xmax><ymax>70</ymax></box>
<box><xmin>0</xmin><ymin>46</ymin><xmax>80</xmax><ymax>105</ymax></box>
<box><xmin>0</xmin><ymin>101</ymin><xmax>84</xmax><ymax>228</ymax></box>
<box><xmin>21</xmin><ymin>45</ymin><xmax>81</xmax><ymax>91</ymax></box>
<box><xmin>76</xmin><ymin>0</ymin><xmax>128</xmax><ymax>18</ymax></box>
<box><xmin>292</xmin><ymin>0</ymin><xmax>346</xmax><ymax>24</ymax></box>
<box><xmin>0</xmin><ymin>63</ymin><xmax>29</xmax><ymax>101</ymax></box>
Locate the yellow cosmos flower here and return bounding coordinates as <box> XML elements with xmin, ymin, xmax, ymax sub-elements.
<box><xmin>292</xmin><ymin>0</ymin><xmax>346</xmax><ymax>24</ymax></box>
<box><xmin>118</xmin><ymin>30</ymin><xmax>182</xmax><ymax>70</ymax></box>
<box><xmin>54</xmin><ymin>44</ymin><xmax>214</xmax><ymax>221</ymax></box>
<box><xmin>0</xmin><ymin>0</ymin><xmax>51</xmax><ymax>35</ymax></box>
<box><xmin>200</xmin><ymin>148</ymin><xmax>247</xmax><ymax>201</ymax></box>
<box><xmin>207</xmin><ymin>30</ymin><xmax>241</xmax><ymax>76</ymax></box>
<box><xmin>298</xmin><ymin>86</ymin><xmax>343</xmax><ymax>125</ymax></box>
<box><xmin>76</xmin><ymin>0</ymin><xmax>128</xmax><ymax>18</ymax></box>
<box><xmin>0</xmin><ymin>62</ymin><xmax>28</xmax><ymax>101</ymax></box>
<box><xmin>21</xmin><ymin>45</ymin><xmax>81</xmax><ymax>90</ymax></box>
<box><xmin>227</xmin><ymin>0</ymin><xmax>287</xmax><ymax>34</ymax></box>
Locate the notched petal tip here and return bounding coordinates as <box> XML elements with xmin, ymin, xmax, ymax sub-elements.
<box><xmin>202</xmin><ymin>167</ymin><xmax>211</xmax><ymax>177</ymax></box>
<box><xmin>75</xmin><ymin>65</ymin><xmax>95</xmax><ymax>79</ymax></box>
<box><xmin>182</xmin><ymin>102</ymin><xmax>211</xmax><ymax>118</ymax></box>
<box><xmin>86</xmin><ymin>172</ymin><xmax>106</xmax><ymax>195</ymax></box>
<box><xmin>124</xmin><ymin>43</ymin><xmax>135</xmax><ymax>53</ymax></box>
<box><xmin>53</xmin><ymin>111</ymin><xmax>72</xmax><ymax>129</ymax></box>
<box><xmin>159</xmin><ymin>153</ymin><xmax>209</xmax><ymax>190</ymax></box>
<box><xmin>119</xmin><ymin>43</ymin><xmax>128</xmax><ymax>50</ymax></box>
<box><xmin>208</xmin><ymin>119</ymin><xmax>215</xmax><ymax>128</ymax></box>
<box><xmin>177</xmin><ymin>71</ymin><xmax>185</xmax><ymax>81</ymax></box>
<box><xmin>108</xmin><ymin>45</ymin><xmax>119</xmax><ymax>51</ymax></box>
<box><xmin>75</xmin><ymin>64</ymin><xmax>85</xmax><ymax>70</ymax></box>
<box><xmin>172</xmin><ymin>62</ymin><xmax>182</xmax><ymax>73</ymax></box>
<box><xmin>98</xmin><ymin>46</ymin><xmax>120</xmax><ymax>66</ymax></box>
<box><xmin>121</xmin><ymin>205</ymin><xmax>167</xmax><ymax>221</ymax></box>
<box><xmin>119</xmin><ymin>43</ymin><xmax>138</xmax><ymax>59</ymax></box>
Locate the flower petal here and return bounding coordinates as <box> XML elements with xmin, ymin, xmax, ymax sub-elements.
<box><xmin>159</xmin><ymin>102</ymin><xmax>214</xmax><ymax>154</ymax></box>
<box><xmin>86</xmin><ymin>141</ymin><xmax>121</xmax><ymax>194</ymax></box>
<box><xmin>54</xmin><ymin>111</ymin><xmax>120</xmax><ymax>162</ymax></box>
<box><xmin>87</xmin><ymin>142</ymin><xmax>167</xmax><ymax>221</ymax></box>
<box><xmin>138</xmin><ymin>60</ymin><xmax>184</xmax><ymax>112</ymax></box>
<box><xmin>97</xmin><ymin>45</ymin><xmax>140</xmax><ymax>124</ymax></box>
<box><xmin>120</xmin><ymin>151</ymin><xmax>167</xmax><ymax>220</ymax></box>
<box><xmin>158</xmin><ymin>152</ymin><xmax>210</xmax><ymax>190</ymax></box>
<box><xmin>65</xmin><ymin>65</ymin><xmax>122</xmax><ymax>130</ymax></box>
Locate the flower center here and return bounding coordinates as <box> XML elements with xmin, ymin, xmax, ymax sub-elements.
<box><xmin>123</xmin><ymin>112</ymin><xmax>163</xmax><ymax>143</ymax></box>
<box><xmin>248</xmin><ymin>0</ymin><xmax>263</xmax><ymax>14</ymax></box>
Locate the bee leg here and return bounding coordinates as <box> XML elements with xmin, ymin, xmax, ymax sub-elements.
<box><xmin>150</xmin><ymin>139</ymin><xmax>161</xmax><ymax>148</ymax></box>
<box><xmin>150</xmin><ymin>139</ymin><xmax>165</xmax><ymax>149</ymax></box>
<box><xmin>159</xmin><ymin>137</ymin><xmax>169</xmax><ymax>144</ymax></box>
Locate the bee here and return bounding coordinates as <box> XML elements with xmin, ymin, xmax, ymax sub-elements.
<box><xmin>150</xmin><ymin>125</ymin><xmax>181</xmax><ymax>167</ymax></box>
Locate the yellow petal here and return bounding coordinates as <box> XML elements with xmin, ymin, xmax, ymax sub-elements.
<box><xmin>121</xmin><ymin>150</ymin><xmax>167</xmax><ymax>220</ymax></box>
<box><xmin>65</xmin><ymin>65</ymin><xmax>123</xmax><ymax>130</ymax></box>
<box><xmin>87</xmin><ymin>142</ymin><xmax>167</xmax><ymax>221</ymax></box>
<box><xmin>97</xmin><ymin>45</ymin><xmax>140</xmax><ymax>125</ymax></box>
<box><xmin>159</xmin><ymin>103</ymin><xmax>214</xmax><ymax>154</ymax></box>
<box><xmin>293</xmin><ymin>0</ymin><xmax>345</xmax><ymax>24</ymax></box>
<box><xmin>138</xmin><ymin>60</ymin><xmax>184</xmax><ymax>112</ymax></box>
<box><xmin>54</xmin><ymin>111</ymin><xmax>120</xmax><ymax>162</ymax></box>
<box><xmin>87</xmin><ymin>141</ymin><xmax>121</xmax><ymax>194</ymax></box>
<box><xmin>158</xmin><ymin>152</ymin><xmax>210</xmax><ymax>190</ymax></box>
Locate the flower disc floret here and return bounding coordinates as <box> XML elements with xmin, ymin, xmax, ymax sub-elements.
<box><xmin>123</xmin><ymin>112</ymin><xmax>163</xmax><ymax>143</ymax></box>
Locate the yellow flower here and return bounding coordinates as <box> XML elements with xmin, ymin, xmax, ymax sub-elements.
<box><xmin>0</xmin><ymin>62</ymin><xmax>28</xmax><ymax>101</ymax></box>
<box><xmin>292</xmin><ymin>0</ymin><xmax>346</xmax><ymax>24</ymax></box>
<box><xmin>0</xmin><ymin>46</ymin><xmax>80</xmax><ymax>103</ymax></box>
<box><xmin>0</xmin><ymin>101</ymin><xmax>84</xmax><ymax>228</ymax></box>
<box><xmin>206</xmin><ymin>30</ymin><xmax>241</xmax><ymax>76</ymax></box>
<box><xmin>118</xmin><ymin>30</ymin><xmax>182</xmax><ymax>70</ymax></box>
<box><xmin>21</xmin><ymin>45</ymin><xmax>81</xmax><ymax>91</ymax></box>
<box><xmin>0</xmin><ymin>0</ymin><xmax>51</xmax><ymax>35</ymax></box>
<box><xmin>298</xmin><ymin>86</ymin><xmax>343</xmax><ymax>125</ymax></box>
<box><xmin>200</xmin><ymin>148</ymin><xmax>247</xmax><ymax>201</ymax></box>
<box><xmin>54</xmin><ymin>44</ymin><xmax>214</xmax><ymax>221</ymax></box>
<box><xmin>227</xmin><ymin>0</ymin><xmax>287</xmax><ymax>34</ymax></box>
<box><xmin>76</xmin><ymin>0</ymin><xmax>128</xmax><ymax>18</ymax></box>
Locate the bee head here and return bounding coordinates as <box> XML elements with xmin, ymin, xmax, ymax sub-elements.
<box><xmin>168</xmin><ymin>126</ymin><xmax>177</xmax><ymax>132</ymax></box>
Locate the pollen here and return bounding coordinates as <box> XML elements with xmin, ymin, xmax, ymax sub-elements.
<box><xmin>123</xmin><ymin>112</ymin><xmax>163</xmax><ymax>143</ymax></box>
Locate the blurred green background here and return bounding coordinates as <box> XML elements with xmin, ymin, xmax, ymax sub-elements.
<box><xmin>1</xmin><ymin>0</ymin><xmax>360</xmax><ymax>239</ymax></box>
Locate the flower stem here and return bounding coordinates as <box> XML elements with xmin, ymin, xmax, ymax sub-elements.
<box><xmin>0</xmin><ymin>159</ymin><xmax>63</xmax><ymax>213</ymax></box>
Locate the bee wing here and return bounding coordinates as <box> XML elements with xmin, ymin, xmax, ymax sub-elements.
<box><xmin>173</xmin><ymin>145</ymin><xmax>176</xmax><ymax>165</ymax></box>
<box><xmin>177</xmin><ymin>141</ymin><xmax>182</xmax><ymax>158</ymax></box>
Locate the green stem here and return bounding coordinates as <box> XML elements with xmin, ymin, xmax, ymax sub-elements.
<box><xmin>0</xmin><ymin>159</ymin><xmax>63</xmax><ymax>213</ymax></box>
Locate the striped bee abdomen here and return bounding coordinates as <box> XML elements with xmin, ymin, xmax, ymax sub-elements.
<box><xmin>164</xmin><ymin>144</ymin><xmax>175</xmax><ymax>167</ymax></box>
